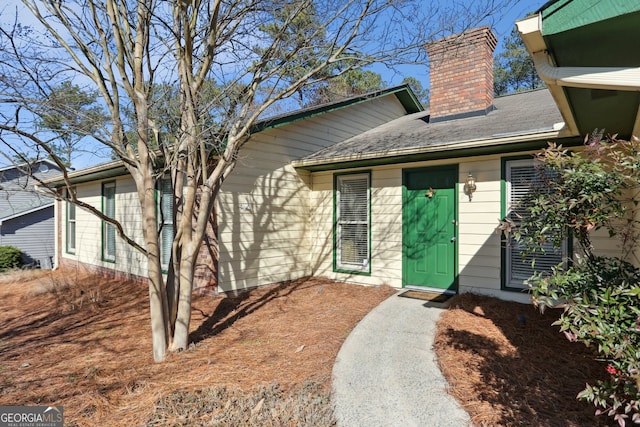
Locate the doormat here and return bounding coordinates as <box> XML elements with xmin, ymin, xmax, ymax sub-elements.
<box><xmin>398</xmin><ymin>290</ymin><xmax>453</xmax><ymax>303</ymax></box>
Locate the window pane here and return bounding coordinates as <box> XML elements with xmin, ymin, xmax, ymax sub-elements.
<box><xmin>103</xmin><ymin>182</ymin><xmax>116</xmax><ymax>261</ymax></box>
<box><xmin>68</xmin><ymin>220</ymin><xmax>76</xmax><ymax>252</ymax></box>
<box><xmin>509</xmin><ymin>237</ymin><xmax>563</xmax><ymax>282</ymax></box>
<box><xmin>336</xmin><ymin>174</ymin><xmax>369</xmax><ymax>271</ymax></box>
<box><xmin>105</xmin><ymin>223</ymin><xmax>116</xmax><ymax>259</ymax></box>
<box><xmin>159</xmin><ymin>177</ymin><xmax>174</xmax><ymax>269</ymax></box>
<box><xmin>505</xmin><ymin>160</ymin><xmax>564</xmax><ymax>288</ymax></box>
<box><xmin>67</xmin><ymin>199</ymin><xmax>76</xmax><ymax>252</ymax></box>
<box><xmin>339</xmin><ymin>223</ymin><xmax>368</xmax><ymax>265</ymax></box>
<box><xmin>161</xmin><ymin>224</ymin><xmax>173</xmax><ymax>267</ymax></box>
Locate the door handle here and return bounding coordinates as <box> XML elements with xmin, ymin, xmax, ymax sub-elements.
<box><xmin>450</xmin><ymin>237</ymin><xmax>456</xmax><ymax>242</ymax></box>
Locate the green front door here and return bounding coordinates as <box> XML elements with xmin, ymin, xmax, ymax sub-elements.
<box><xmin>403</xmin><ymin>166</ymin><xmax>457</xmax><ymax>291</ymax></box>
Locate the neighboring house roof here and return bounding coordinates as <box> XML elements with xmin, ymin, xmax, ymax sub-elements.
<box><xmin>0</xmin><ymin>160</ymin><xmax>61</xmax><ymax>221</ymax></box>
<box><xmin>0</xmin><ymin>203</ymin><xmax>54</xmax><ymax>223</ymax></box>
<box><xmin>0</xmin><ymin>159</ymin><xmax>59</xmax><ymax>174</ymax></box>
<box><xmin>518</xmin><ymin>0</ymin><xmax>640</xmax><ymax>138</ymax></box>
<box><xmin>44</xmin><ymin>85</ymin><xmax>423</xmax><ymax>186</ymax></box>
<box><xmin>294</xmin><ymin>89</ymin><xmax>573</xmax><ymax>171</ymax></box>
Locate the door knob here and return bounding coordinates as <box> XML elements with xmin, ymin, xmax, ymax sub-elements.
<box><xmin>450</xmin><ymin>237</ymin><xmax>456</xmax><ymax>242</ymax></box>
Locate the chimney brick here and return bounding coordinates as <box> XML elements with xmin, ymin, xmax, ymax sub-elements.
<box><xmin>426</xmin><ymin>26</ymin><xmax>497</xmax><ymax>121</ymax></box>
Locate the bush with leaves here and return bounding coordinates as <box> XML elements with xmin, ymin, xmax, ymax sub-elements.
<box><xmin>505</xmin><ymin>131</ymin><xmax>640</xmax><ymax>425</ymax></box>
<box><xmin>0</xmin><ymin>246</ymin><xmax>23</xmax><ymax>272</ymax></box>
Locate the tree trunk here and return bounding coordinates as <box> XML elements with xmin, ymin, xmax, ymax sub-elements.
<box><xmin>170</xmin><ymin>249</ymin><xmax>196</xmax><ymax>351</ymax></box>
<box><xmin>141</xmin><ymin>171</ymin><xmax>171</xmax><ymax>362</ymax></box>
<box><xmin>148</xmin><ymin>276</ymin><xmax>169</xmax><ymax>362</ymax></box>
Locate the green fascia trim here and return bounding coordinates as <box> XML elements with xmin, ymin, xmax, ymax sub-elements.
<box><xmin>299</xmin><ymin>136</ymin><xmax>584</xmax><ymax>172</ymax></box>
<box><xmin>542</xmin><ymin>0</ymin><xmax>640</xmax><ymax>35</ymax></box>
<box><xmin>252</xmin><ymin>85</ymin><xmax>423</xmax><ymax>134</ymax></box>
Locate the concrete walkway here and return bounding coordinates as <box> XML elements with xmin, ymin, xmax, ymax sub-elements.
<box><xmin>332</xmin><ymin>292</ymin><xmax>471</xmax><ymax>427</ymax></box>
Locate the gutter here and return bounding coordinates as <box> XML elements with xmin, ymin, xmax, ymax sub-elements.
<box><xmin>532</xmin><ymin>51</ymin><xmax>640</xmax><ymax>92</ymax></box>
<box><xmin>517</xmin><ymin>15</ymin><xmax>640</xmax><ymax>137</ymax></box>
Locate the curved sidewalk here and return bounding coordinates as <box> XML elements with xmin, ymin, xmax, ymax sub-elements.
<box><xmin>332</xmin><ymin>292</ymin><xmax>471</xmax><ymax>427</ymax></box>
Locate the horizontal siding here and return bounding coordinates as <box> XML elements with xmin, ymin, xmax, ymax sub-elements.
<box><xmin>61</xmin><ymin>176</ymin><xmax>147</xmax><ymax>278</ymax></box>
<box><xmin>218</xmin><ymin>94</ymin><xmax>408</xmax><ymax>292</ymax></box>
<box><xmin>309</xmin><ymin>151</ymin><xmax>621</xmax><ymax>304</ymax></box>
<box><xmin>218</xmin><ymin>156</ymin><xmax>312</xmax><ymax>290</ymax></box>
<box><xmin>1</xmin><ymin>207</ymin><xmax>55</xmax><ymax>268</ymax></box>
<box><xmin>458</xmin><ymin>157</ymin><xmax>509</xmax><ymax>298</ymax></box>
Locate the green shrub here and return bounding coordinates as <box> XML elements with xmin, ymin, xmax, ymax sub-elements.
<box><xmin>505</xmin><ymin>132</ymin><xmax>640</xmax><ymax>425</ymax></box>
<box><xmin>528</xmin><ymin>257</ymin><xmax>640</xmax><ymax>425</ymax></box>
<box><xmin>0</xmin><ymin>246</ymin><xmax>23</xmax><ymax>271</ymax></box>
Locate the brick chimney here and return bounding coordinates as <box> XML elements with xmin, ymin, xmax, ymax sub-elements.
<box><xmin>426</xmin><ymin>26</ymin><xmax>497</xmax><ymax>122</ymax></box>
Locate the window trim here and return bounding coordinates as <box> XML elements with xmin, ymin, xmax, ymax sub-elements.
<box><xmin>333</xmin><ymin>171</ymin><xmax>371</xmax><ymax>275</ymax></box>
<box><xmin>65</xmin><ymin>187</ymin><xmax>76</xmax><ymax>254</ymax></box>
<box><xmin>101</xmin><ymin>181</ymin><xmax>116</xmax><ymax>263</ymax></box>
<box><xmin>500</xmin><ymin>156</ymin><xmax>569</xmax><ymax>291</ymax></box>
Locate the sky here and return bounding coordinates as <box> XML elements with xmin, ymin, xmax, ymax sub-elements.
<box><xmin>377</xmin><ymin>0</ymin><xmax>545</xmax><ymax>88</ymax></box>
<box><xmin>0</xmin><ymin>0</ymin><xmax>546</xmax><ymax>170</ymax></box>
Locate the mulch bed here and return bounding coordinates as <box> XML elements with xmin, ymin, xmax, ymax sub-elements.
<box><xmin>0</xmin><ymin>270</ymin><xmax>396</xmax><ymax>426</ymax></box>
<box><xmin>434</xmin><ymin>293</ymin><xmax>611</xmax><ymax>427</ymax></box>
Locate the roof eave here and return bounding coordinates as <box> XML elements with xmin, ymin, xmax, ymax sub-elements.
<box><xmin>517</xmin><ymin>15</ymin><xmax>581</xmax><ymax>138</ymax></box>
<box><xmin>292</xmin><ymin>128</ymin><xmax>570</xmax><ymax>171</ymax></box>
<box><xmin>518</xmin><ymin>12</ymin><xmax>640</xmax><ymax>138</ymax></box>
<box><xmin>251</xmin><ymin>85</ymin><xmax>424</xmax><ymax>133</ymax></box>
<box><xmin>42</xmin><ymin>159</ymin><xmax>128</xmax><ymax>187</ymax></box>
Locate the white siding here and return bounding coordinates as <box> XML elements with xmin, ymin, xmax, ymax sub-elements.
<box><xmin>1</xmin><ymin>207</ymin><xmax>55</xmax><ymax>268</ymax></box>
<box><xmin>58</xmin><ymin>93</ymin><xmax>408</xmax><ymax>291</ymax></box>
<box><xmin>307</xmin><ymin>153</ymin><xmax>559</xmax><ymax>304</ymax></box>
<box><xmin>60</xmin><ymin>175</ymin><xmax>147</xmax><ymax>278</ymax></box>
<box><xmin>217</xmin><ymin>94</ymin><xmax>408</xmax><ymax>292</ymax></box>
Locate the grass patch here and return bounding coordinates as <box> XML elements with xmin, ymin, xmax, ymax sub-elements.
<box><xmin>149</xmin><ymin>381</ymin><xmax>335</xmax><ymax>426</ymax></box>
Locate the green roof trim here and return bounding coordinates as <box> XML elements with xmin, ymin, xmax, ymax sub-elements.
<box><xmin>542</xmin><ymin>0</ymin><xmax>640</xmax><ymax>35</ymax></box>
<box><xmin>250</xmin><ymin>84</ymin><xmax>423</xmax><ymax>133</ymax></box>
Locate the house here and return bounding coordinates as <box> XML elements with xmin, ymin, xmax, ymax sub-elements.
<box><xmin>0</xmin><ymin>159</ymin><xmax>61</xmax><ymax>268</ymax></box>
<box><xmin>47</xmin><ymin>0</ymin><xmax>640</xmax><ymax>303</ymax></box>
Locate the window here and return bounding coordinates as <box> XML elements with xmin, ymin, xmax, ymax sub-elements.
<box><xmin>158</xmin><ymin>177</ymin><xmax>173</xmax><ymax>271</ymax></box>
<box><xmin>502</xmin><ymin>158</ymin><xmax>566</xmax><ymax>290</ymax></box>
<box><xmin>66</xmin><ymin>188</ymin><xmax>76</xmax><ymax>254</ymax></box>
<box><xmin>335</xmin><ymin>172</ymin><xmax>370</xmax><ymax>273</ymax></box>
<box><xmin>102</xmin><ymin>181</ymin><xmax>116</xmax><ymax>262</ymax></box>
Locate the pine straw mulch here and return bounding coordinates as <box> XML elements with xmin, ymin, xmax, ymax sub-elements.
<box><xmin>434</xmin><ymin>293</ymin><xmax>611</xmax><ymax>427</ymax></box>
<box><xmin>0</xmin><ymin>269</ymin><xmax>396</xmax><ymax>426</ymax></box>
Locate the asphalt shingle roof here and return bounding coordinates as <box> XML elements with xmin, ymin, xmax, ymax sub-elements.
<box><xmin>301</xmin><ymin>89</ymin><xmax>564</xmax><ymax>163</ymax></box>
